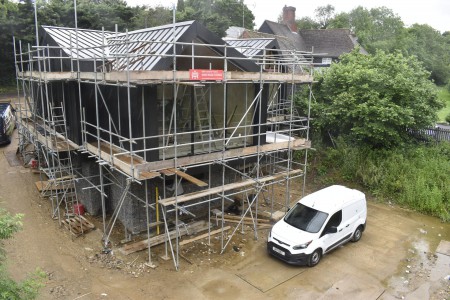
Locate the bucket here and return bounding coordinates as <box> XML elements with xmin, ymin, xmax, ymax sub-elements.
<box><xmin>74</xmin><ymin>204</ymin><xmax>85</xmax><ymax>215</ymax></box>
<box><xmin>30</xmin><ymin>159</ymin><xmax>38</xmax><ymax>169</ymax></box>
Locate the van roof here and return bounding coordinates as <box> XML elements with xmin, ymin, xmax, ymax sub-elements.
<box><xmin>0</xmin><ymin>103</ymin><xmax>11</xmax><ymax>117</ymax></box>
<box><xmin>299</xmin><ymin>185</ymin><xmax>364</xmax><ymax>214</ymax></box>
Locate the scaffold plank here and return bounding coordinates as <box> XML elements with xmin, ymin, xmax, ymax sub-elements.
<box><xmin>159</xmin><ymin>169</ymin><xmax>302</xmax><ymax>207</ymax></box>
<box><xmin>85</xmin><ymin>142</ymin><xmax>145</xmax><ymax>179</ymax></box>
<box><xmin>138</xmin><ymin>138</ymin><xmax>310</xmax><ymax>173</ymax></box>
<box><xmin>179</xmin><ymin>226</ymin><xmax>231</xmax><ymax>246</ymax></box>
<box><xmin>18</xmin><ymin>70</ymin><xmax>314</xmax><ymax>84</ymax></box>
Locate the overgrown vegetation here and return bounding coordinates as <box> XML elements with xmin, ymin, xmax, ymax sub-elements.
<box><xmin>302</xmin><ymin>141</ymin><xmax>450</xmax><ymax>222</ymax></box>
<box><xmin>437</xmin><ymin>87</ymin><xmax>450</xmax><ymax>123</ymax></box>
<box><xmin>297</xmin><ymin>50</ymin><xmax>443</xmax><ymax>148</ymax></box>
<box><xmin>296</xmin><ymin>46</ymin><xmax>449</xmax><ymax>222</ymax></box>
<box><xmin>0</xmin><ymin>208</ymin><xmax>44</xmax><ymax>300</ymax></box>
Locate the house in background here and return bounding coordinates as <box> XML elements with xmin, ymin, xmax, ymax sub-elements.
<box><xmin>228</xmin><ymin>5</ymin><xmax>367</xmax><ymax>67</ymax></box>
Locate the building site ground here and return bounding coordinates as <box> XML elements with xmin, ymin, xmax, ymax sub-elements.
<box><xmin>1</xmin><ymin>122</ymin><xmax>449</xmax><ymax>300</ymax></box>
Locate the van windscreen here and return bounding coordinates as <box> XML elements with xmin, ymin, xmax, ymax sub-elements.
<box><xmin>284</xmin><ymin>203</ymin><xmax>328</xmax><ymax>233</ymax></box>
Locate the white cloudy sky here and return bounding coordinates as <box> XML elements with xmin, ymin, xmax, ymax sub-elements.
<box><xmin>125</xmin><ymin>0</ymin><xmax>449</xmax><ymax>33</ymax></box>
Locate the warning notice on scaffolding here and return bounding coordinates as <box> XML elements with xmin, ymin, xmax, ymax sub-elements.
<box><xmin>189</xmin><ymin>69</ymin><xmax>224</xmax><ymax>81</ymax></box>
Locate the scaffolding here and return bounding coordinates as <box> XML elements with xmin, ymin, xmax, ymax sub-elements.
<box><xmin>13</xmin><ymin>19</ymin><xmax>314</xmax><ymax>270</ymax></box>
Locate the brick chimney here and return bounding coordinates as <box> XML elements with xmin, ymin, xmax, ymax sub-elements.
<box><xmin>282</xmin><ymin>5</ymin><xmax>298</xmax><ymax>32</ymax></box>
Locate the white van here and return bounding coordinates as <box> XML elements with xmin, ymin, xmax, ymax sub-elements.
<box><xmin>267</xmin><ymin>185</ymin><xmax>366</xmax><ymax>266</ymax></box>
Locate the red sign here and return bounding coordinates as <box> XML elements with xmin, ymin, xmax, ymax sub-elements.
<box><xmin>189</xmin><ymin>69</ymin><xmax>224</xmax><ymax>81</ymax></box>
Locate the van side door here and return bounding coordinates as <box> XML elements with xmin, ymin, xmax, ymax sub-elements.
<box><xmin>320</xmin><ymin>210</ymin><xmax>351</xmax><ymax>253</ymax></box>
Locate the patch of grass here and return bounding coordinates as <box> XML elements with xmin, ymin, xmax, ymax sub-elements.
<box><xmin>307</xmin><ymin>141</ymin><xmax>450</xmax><ymax>221</ymax></box>
<box><xmin>437</xmin><ymin>87</ymin><xmax>450</xmax><ymax>122</ymax></box>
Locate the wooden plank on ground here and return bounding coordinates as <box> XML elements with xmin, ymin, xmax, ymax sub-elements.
<box><xmin>179</xmin><ymin>226</ymin><xmax>231</xmax><ymax>246</ymax></box>
<box><xmin>221</xmin><ymin>218</ymin><xmax>269</xmax><ymax>226</ymax></box>
<box><xmin>119</xmin><ymin>220</ymin><xmax>209</xmax><ymax>255</ymax></box>
<box><xmin>221</xmin><ymin>214</ymin><xmax>272</xmax><ymax>223</ymax></box>
<box><xmin>61</xmin><ymin>216</ymin><xmax>95</xmax><ymax>237</ymax></box>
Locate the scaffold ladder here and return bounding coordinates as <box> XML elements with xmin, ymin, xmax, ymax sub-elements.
<box><xmin>194</xmin><ymin>85</ymin><xmax>214</xmax><ymax>148</ymax></box>
<box><xmin>48</xmin><ymin>103</ymin><xmax>80</xmax><ymax>228</ymax></box>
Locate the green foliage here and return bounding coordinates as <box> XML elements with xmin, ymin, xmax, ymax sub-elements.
<box><xmin>0</xmin><ymin>209</ymin><xmax>22</xmax><ymax>241</ymax></box>
<box><xmin>403</xmin><ymin>24</ymin><xmax>450</xmax><ymax>85</ymax></box>
<box><xmin>305</xmin><ymin>50</ymin><xmax>443</xmax><ymax>148</ymax></box>
<box><xmin>0</xmin><ymin>209</ymin><xmax>44</xmax><ymax>300</ymax></box>
<box><xmin>299</xmin><ymin>5</ymin><xmax>450</xmax><ymax>86</ymax></box>
<box><xmin>308</xmin><ymin>141</ymin><xmax>450</xmax><ymax>221</ymax></box>
<box><xmin>179</xmin><ymin>0</ymin><xmax>255</xmax><ymax>36</ymax></box>
<box><xmin>314</xmin><ymin>5</ymin><xmax>335</xmax><ymax>29</ymax></box>
<box><xmin>0</xmin><ymin>268</ymin><xmax>45</xmax><ymax>300</ymax></box>
<box><xmin>437</xmin><ymin>87</ymin><xmax>450</xmax><ymax>122</ymax></box>
<box><xmin>296</xmin><ymin>17</ymin><xmax>319</xmax><ymax>30</ymax></box>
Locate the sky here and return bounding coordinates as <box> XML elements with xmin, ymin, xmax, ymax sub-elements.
<box><xmin>125</xmin><ymin>0</ymin><xmax>449</xmax><ymax>33</ymax></box>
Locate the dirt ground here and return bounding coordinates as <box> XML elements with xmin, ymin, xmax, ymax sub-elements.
<box><xmin>1</xmin><ymin>127</ymin><xmax>449</xmax><ymax>299</ymax></box>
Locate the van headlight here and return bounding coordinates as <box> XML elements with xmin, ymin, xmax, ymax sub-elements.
<box><xmin>293</xmin><ymin>240</ymin><xmax>312</xmax><ymax>250</ymax></box>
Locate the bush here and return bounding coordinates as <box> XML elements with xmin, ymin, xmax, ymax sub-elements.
<box><xmin>446</xmin><ymin>113</ymin><xmax>450</xmax><ymax>124</ymax></box>
<box><xmin>307</xmin><ymin>142</ymin><xmax>450</xmax><ymax>221</ymax></box>
<box><xmin>0</xmin><ymin>209</ymin><xmax>44</xmax><ymax>300</ymax></box>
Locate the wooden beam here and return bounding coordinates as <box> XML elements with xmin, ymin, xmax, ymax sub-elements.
<box><xmin>160</xmin><ymin>169</ymin><xmax>302</xmax><ymax>207</ymax></box>
<box><xmin>179</xmin><ymin>226</ymin><xmax>231</xmax><ymax>246</ymax></box>
<box><xmin>138</xmin><ymin>139</ymin><xmax>310</xmax><ymax>173</ymax></box>
<box><xmin>85</xmin><ymin>142</ymin><xmax>159</xmax><ymax>180</ymax></box>
<box><xmin>221</xmin><ymin>214</ymin><xmax>272</xmax><ymax>224</ymax></box>
<box><xmin>161</xmin><ymin>168</ymin><xmax>208</xmax><ymax>187</ymax></box>
<box><xmin>119</xmin><ymin>221</ymin><xmax>209</xmax><ymax>255</ymax></box>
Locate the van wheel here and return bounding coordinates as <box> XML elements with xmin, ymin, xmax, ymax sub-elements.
<box><xmin>352</xmin><ymin>226</ymin><xmax>363</xmax><ymax>242</ymax></box>
<box><xmin>308</xmin><ymin>249</ymin><xmax>322</xmax><ymax>267</ymax></box>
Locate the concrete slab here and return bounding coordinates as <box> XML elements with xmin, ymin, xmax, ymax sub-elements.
<box><xmin>435</xmin><ymin>240</ymin><xmax>450</xmax><ymax>256</ymax></box>
<box><xmin>236</xmin><ymin>258</ymin><xmax>306</xmax><ymax>292</ymax></box>
<box><xmin>319</xmin><ymin>275</ymin><xmax>385</xmax><ymax>299</ymax></box>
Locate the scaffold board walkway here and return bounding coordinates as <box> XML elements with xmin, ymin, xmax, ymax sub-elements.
<box><xmin>159</xmin><ymin>169</ymin><xmax>302</xmax><ymax>207</ymax></box>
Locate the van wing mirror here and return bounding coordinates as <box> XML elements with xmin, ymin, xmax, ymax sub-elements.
<box><xmin>327</xmin><ymin>226</ymin><xmax>338</xmax><ymax>234</ymax></box>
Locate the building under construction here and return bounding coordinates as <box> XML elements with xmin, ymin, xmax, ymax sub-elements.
<box><xmin>14</xmin><ymin>19</ymin><xmax>313</xmax><ymax>270</ymax></box>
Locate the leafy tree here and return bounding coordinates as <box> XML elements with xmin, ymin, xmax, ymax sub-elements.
<box><xmin>177</xmin><ymin>0</ymin><xmax>185</xmax><ymax>12</ymax></box>
<box><xmin>296</xmin><ymin>17</ymin><xmax>319</xmax><ymax>30</ymax></box>
<box><xmin>314</xmin><ymin>4</ymin><xmax>335</xmax><ymax>29</ymax></box>
<box><xmin>301</xmin><ymin>50</ymin><xmax>443</xmax><ymax>148</ymax></box>
<box><xmin>133</xmin><ymin>5</ymin><xmax>172</xmax><ymax>29</ymax></box>
<box><xmin>180</xmin><ymin>0</ymin><xmax>255</xmax><ymax>36</ymax></box>
<box><xmin>0</xmin><ymin>0</ymin><xmax>18</xmax><ymax>85</ymax></box>
<box><xmin>403</xmin><ymin>24</ymin><xmax>450</xmax><ymax>85</ymax></box>
<box><xmin>0</xmin><ymin>209</ymin><xmax>44</xmax><ymax>300</ymax></box>
<box><xmin>328</xmin><ymin>12</ymin><xmax>350</xmax><ymax>29</ymax></box>
<box><xmin>347</xmin><ymin>6</ymin><xmax>406</xmax><ymax>53</ymax></box>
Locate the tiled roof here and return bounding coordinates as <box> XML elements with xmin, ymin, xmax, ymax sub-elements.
<box><xmin>258</xmin><ymin>20</ymin><xmax>306</xmax><ymax>51</ymax></box>
<box><xmin>299</xmin><ymin>29</ymin><xmax>366</xmax><ymax>57</ymax></box>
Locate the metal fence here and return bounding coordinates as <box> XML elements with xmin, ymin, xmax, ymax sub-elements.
<box><xmin>408</xmin><ymin>127</ymin><xmax>450</xmax><ymax>142</ymax></box>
